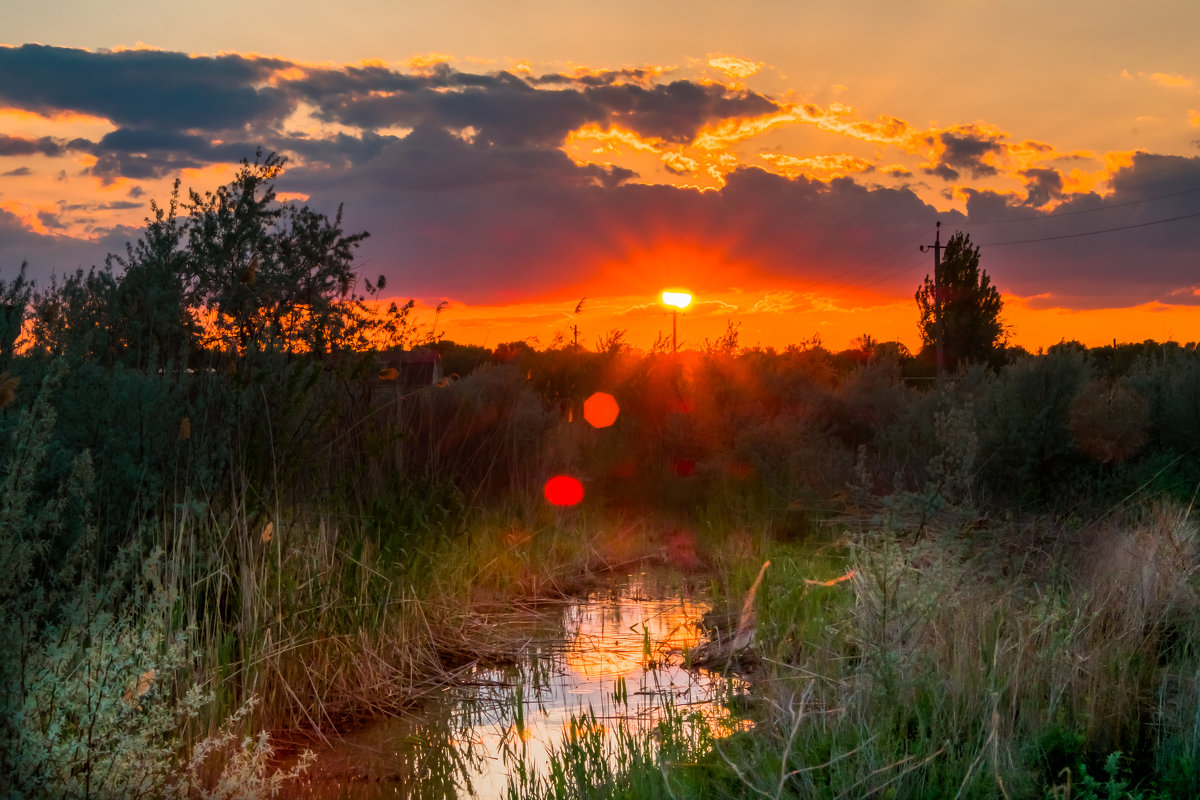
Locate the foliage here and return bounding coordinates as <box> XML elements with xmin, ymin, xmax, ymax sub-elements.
<box><xmin>181</xmin><ymin>150</ymin><xmax>376</xmax><ymax>357</ymax></box>
<box><xmin>0</xmin><ymin>262</ymin><xmax>34</xmax><ymax>368</ymax></box>
<box><xmin>0</xmin><ymin>362</ymin><xmax>311</xmax><ymax>799</ymax></box>
<box><xmin>915</xmin><ymin>230</ymin><xmax>1006</xmax><ymax>370</ymax></box>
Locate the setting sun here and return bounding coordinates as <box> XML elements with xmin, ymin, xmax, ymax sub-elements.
<box><xmin>661</xmin><ymin>291</ymin><xmax>693</xmax><ymax>309</ymax></box>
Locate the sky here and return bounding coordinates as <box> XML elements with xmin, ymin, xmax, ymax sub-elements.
<box><xmin>2</xmin><ymin>0</ymin><xmax>1199</xmax><ymax>353</ymax></box>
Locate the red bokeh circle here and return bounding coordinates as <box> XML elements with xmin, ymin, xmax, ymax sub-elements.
<box><xmin>544</xmin><ymin>475</ymin><xmax>584</xmax><ymax>506</ymax></box>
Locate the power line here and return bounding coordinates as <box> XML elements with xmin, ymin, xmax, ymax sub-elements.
<box><xmin>979</xmin><ymin>209</ymin><xmax>1200</xmax><ymax>247</ymax></box>
<box><xmin>851</xmin><ymin>250</ymin><xmax>928</xmax><ymax>292</ymax></box>
<box><xmin>799</xmin><ymin>228</ymin><xmax>927</xmax><ymax>292</ymax></box>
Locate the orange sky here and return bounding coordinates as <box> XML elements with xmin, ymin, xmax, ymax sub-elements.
<box><xmin>2</xmin><ymin>4</ymin><xmax>1198</xmax><ymax>353</ymax></box>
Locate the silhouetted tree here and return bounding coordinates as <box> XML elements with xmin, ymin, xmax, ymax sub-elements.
<box><xmin>104</xmin><ymin>184</ymin><xmax>197</xmax><ymax>369</ymax></box>
<box><xmin>0</xmin><ymin>264</ymin><xmax>33</xmax><ymax>368</ymax></box>
<box><xmin>915</xmin><ymin>230</ymin><xmax>1005</xmax><ymax>369</ymax></box>
<box><xmin>182</xmin><ymin>149</ymin><xmax>379</xmax><ymax>357</ymax></box>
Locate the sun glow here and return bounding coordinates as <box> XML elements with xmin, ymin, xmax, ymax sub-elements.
<box><xmin>661</xmin><ymin>291</ymin><xmax>692</xmax><ymax>309</ymax></box>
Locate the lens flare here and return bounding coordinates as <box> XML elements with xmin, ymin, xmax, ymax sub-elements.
<box><xmin>544</xmin><ymin>475</ymin><xmax>584</xmax><ymax>506</ymax></box>
<box><xmin>583</xmin><ymin>392</ymin><xmax>619</xmax><ymax>428</ymax></box>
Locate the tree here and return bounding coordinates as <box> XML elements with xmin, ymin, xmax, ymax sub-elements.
<box><xmin>105</xmin><ymin>183</ymin><xmax>198</xmax><ymax>369</ymax></box>
<box><xmin>181</xmin><ymin>149</ymin><xmax>391</xmax><ymax>358</ymax></box>
<box><xmin>0</xmin><ymin>263</ymin><xmax>33</xmax><ymax>368</ymax></box>
<box><xmin>915</xmin><ymin>230</ymin><xmax>1005</xmax><ymax>370</ymax></box>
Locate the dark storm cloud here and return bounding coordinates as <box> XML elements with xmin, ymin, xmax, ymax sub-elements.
<box><xmin>0</xmin><ymin>44</ymin><xmax>292</xmax><ymax>131</ymax></box>
<box><xmin>289</xmin><ymin>66</ymin><xmax>596</xmax><ymax>146</ymax></box>
<box><xmin>287</xmin><ymin>61</ymin><xmax>498</xmax><ymax>104</ymax></box>
<box><xmin>289</xmin><ymin>64</ymin><xmax>779</xmax><ymax>147</ymax></box>
<box><xmin>923</xmin><ymin>163</ymin><xmax>959</xmax><ymax>181</ymax></box>
<box><xmin>276</xmin><ymin>131</ymin><xmax>404</xmax><ymax>169</ymax></box>
<box><xmin>3</xmin><ymin>45</ymin><xmax>1194</xmax><ymax>317</ymax></box>
<box><xmin>0</xmin><ymin>134</ymin><xmax>64</xmax><ymax>157</ymax></box>
<box><xmin>963</xmin><ymin>153</ymin><xmax>1200</xmax><ymax>308</ymax></box>
<box><xmin>290</xmin><ymin>125</ymin><xmax>632</xmax><ymax>196</ymax></box>
<box><xmin>10</xmin><ymin>145</ymin><xmax>1198</xmax><ymax>317</ymax></box>
<box><xmin>530</xmin><ymin>68</ymin><xmax>661</xmax><ymax>88</ymax></box>
<box><xmin>271</xmin><ymin>143</ymin><xmax>1198</xmax><ymax>313</ymax></box>
<box><xmin>0</xmin><ymin>47</ymin><xmax>781</xmax><ymax>185</ymax></box>
<box><xmin>930</xmin><ymin>128</ymin><xmax>1003</xmax><ymax>180</ymax></box>
<box><xmin>73</xmin><ymin>128</ymin><xmax>265</xmax><ymax>181</ymax></box>
<box><xmin>1021</xmin><ymin>167</ymin><xmax>1064</xmax><ymax>207</ymax></box>
<box><xmin>280</xmin><ymin>133</ymin><xmax>937</xmax><ymax>304</ymax></box>
<box><xmin>584</xmin><ymin>80</ymin><xmax>778</xmax><ymax>143</ymax></box>
<box><xmin>36</xmin><ymin>210</ymin><xmax>67</xmax><ymax>230</ymax></box>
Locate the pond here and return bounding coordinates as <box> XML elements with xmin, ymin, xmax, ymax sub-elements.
<box><xmin>288</xmin><ymin>572</ymin><xmax>748</xmax><ymax>798</ymax></box>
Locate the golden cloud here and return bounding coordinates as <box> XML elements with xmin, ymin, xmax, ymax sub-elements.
<box><xmin>707</xmin><ymin>56</ymin><xmax>764</xmax><ymax>79</ymax></box>
<box><xmin>692</xmin><ymin>112</ymin><xmax>797</xmax><ymax>150</ymax></box>
<box><xmin>561</xmin><ymin>64</ymin><xmax>668</xmax><ymax>86</ymax></box>
<box><xmin>661</xmin><ymin>151</ymin><xmax>699</xmax><ymax>174</ymax></box>
<box><xmin>566</xmin><ymin>124</ymin><xmax>662</xmax><ymax>155</ymax></box>
<box><xmin>0</xmin><ymin>200</ymin><xmax>57</xmax><ymax>236</ymax></box>
<box><xmin>1147</xmin><ymin>72</ymin><xmax>1193</xmax><ymax>88</ymax></box>
<box><xmin>759</xmin><ymin>152</ymin><xmax>873</xmax><ymax>181</ymax></box>
<box><xmin>1059</xmin><ymin>150</ymin><xmax>1138</xmax><ymax>195</ymax></box>
<box><xmin>405</xmin><ymin>53</ymin><xmax>455</xmax><ymax>72</ymax></box>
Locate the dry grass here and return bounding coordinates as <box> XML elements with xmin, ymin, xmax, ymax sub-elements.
<box><xmin>732</xmin><ymin>500</ymin><xmax>1200</xmax><ymax>797</ymax></box>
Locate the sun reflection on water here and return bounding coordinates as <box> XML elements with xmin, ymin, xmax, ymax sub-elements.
<box><xmin>292</xmin><ymin>574</ymin><xmax>749</xmax><ymax>799</ymax></box>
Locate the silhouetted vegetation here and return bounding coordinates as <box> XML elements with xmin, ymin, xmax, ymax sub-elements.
<box><xmin>2</xmin><ymin>160</ymin><xmax>1198</xmax><ymax>798</ymax></box>
<box><xmin>916</xmin><ymin>229</ymin><xmax>1006</xmax><ymax>371</ymax></box>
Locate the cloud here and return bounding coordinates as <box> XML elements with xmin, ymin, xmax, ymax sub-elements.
<box><xmin>924</xmin><ymin>163</ymin><xmax>960</xmax><ymax>181</ymax></box>
<box><xmin>707</xmin><ymin>56</ymin><xmax>764</xmax><ymax>79</ymax></box>
<box><xmin>759</xmin><ymin>153</ymin><xmax>874</xmax><ymax>181</ymax></box>
<box><xmin>291</xmin><ymin>64</ymin><xmax>780</xmax><ymax>149</ymax></box>
<box><xmin>0</xmin><ymin>133</ymin><xmax>64</xmax><ymax>157</ymax></box>
<box><xmin>1147</xmin><ymin>72</ymin><xmax>1193</xmax><ymax>88</ymax></box>
<box><xmin>961</xmin><ymin>153</ymin><xmax>1200</xmax><ymax>308</ymax></box>
<box><xmin>76</xmin><ymin>127</ymin><xmax>262</xmax><ymax>181</ymax></box>
<box><xmin>936</xmin><ymin>126</ymin><xmax>1003</xmax><ymax>178</ymax></box>
<box><xmin>0</xmin><ymin>206</ymin><xmax>137</xmax><ymax>281</ymax></box>
<box><xmin>0</xmin><ymin>44</ymin><xmax>293</xmax><ymax>131</ymax></box>
<box><xmin>1020</xmin><ymin>167</ymin><xmax>1065</xmax><ymax>207</ymax></box>
<box><xmin>2</xmin><ymin>166</ymin><xmax>32</xmax><ymax>177</ymax></box>
<box><xmin>0</xmin><ymin>45</ymin><xmax>1195</xmax><ymax>323</ymax></box>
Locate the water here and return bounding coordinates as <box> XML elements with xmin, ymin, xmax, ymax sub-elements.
<box><xmin>288</xmin><ymin>573</ymin><xmax>746</xmax><ymax>798</ymax></box>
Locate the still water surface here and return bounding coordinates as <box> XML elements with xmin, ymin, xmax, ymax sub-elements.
<box><xmin>290</xmin><ymin>573</ymin><xmax>744</xmax><ymax>798</ymax></box>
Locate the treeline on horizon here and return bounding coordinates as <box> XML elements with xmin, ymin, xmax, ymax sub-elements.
<box><xmin>4</xmin><ymin>279</ymin><xmax>1200</xmax><ymax>555</ymax></box>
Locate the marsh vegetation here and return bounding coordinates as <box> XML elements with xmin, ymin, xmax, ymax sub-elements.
<box><xmin>2</xmin><ymin>158</ymin><xmax>1199</xmax><ymax>799</ymax></box>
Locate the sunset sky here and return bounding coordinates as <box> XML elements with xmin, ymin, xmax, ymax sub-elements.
<box><xmin>2</xmin><ymin>1</ymin><xmax>1199</xmax><ymax>353</ymax></box>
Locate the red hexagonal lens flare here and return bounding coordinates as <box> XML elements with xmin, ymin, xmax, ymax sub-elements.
<box><xmin>583</xmin><ymin>392</ymin><xmax>619</xmax><ymax>428</ymax></box>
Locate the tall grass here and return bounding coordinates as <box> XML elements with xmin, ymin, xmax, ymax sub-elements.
<box><xmin>5</xmin><ymin>337</ymin><xmax>1200</xmax><ymax>796</ymax></box>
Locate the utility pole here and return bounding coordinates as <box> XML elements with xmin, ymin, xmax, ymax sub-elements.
<box><xmin>920</xmin><ymin>221</ymin><xmax>945</xmax><ymax>382</ymax></box>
